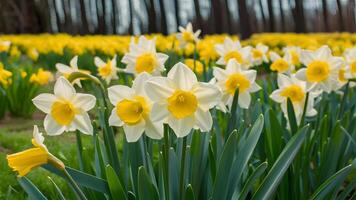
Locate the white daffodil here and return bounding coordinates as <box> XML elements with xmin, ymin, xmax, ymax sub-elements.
<box><xmin>32</xmin><ymin>125</ymin><xmax>47</xmax><ymax>150</ymax></box>
<box><xmin>269</xmin><ymin>51</ymin><xmax>294</xmax><ymax>74</ymax></box>
<box><xmin>270</xmin><ymin>73</ymin><xmax>319</xmax><ymax>125</ymax></box>
<box><xmin>215</xmin><ymin>37</ymin><xmax>252</xmax><ymax>68</ymax></box>
<box><xmin>176</xmin><ymin>22</ymin><xmax>201</xmax><ymax>47</ymax></box>
<box><xmin>251</xmin><ymin>43</ymin><xmax>269</xmax><ymax>66</ymax></box>
<box><xmin>95</xmin><ymin>55</ymin><xmax>119</xmax><ymax>84</ymax></box>
<box><xmin>56</xmin><ymin>56</ymin><xmax>89</xmax><ymax>87</ymax></box>
<box><xmin>0</xmin><ymin>41</ymin><xmax>11</xmax><ymax>52</ymax></box>
<box><xmin>213</xmin><ymin>59</ymin><xmax>261</xmax><ymax>110</ymax></box>
<box><xmin>145</xmin><ymin>62</ymin><xmax>221</xmax><ymax>137</ymax></box>
<box><xmin>295</xmin><ymin>45</ymin><xmax>344</xmax><ymax>93</ymax></box>
<box><xmin>344</xmin><ymin>47</ymin><xmax>356</xmax><ymax>81</ymax></box>
<box><xmin>122</xmin><ymin>36</ymin><xmax>168</xmax><ymax>76</ymax></box>
<box><xmin>32</xmin><ymin>77</ymin><xmax>96</xmax><ymax>135</ymax></box>
<box><xmin>283</xmin><ymin>46</ymin><xmax>302</xmax><ymax>66</ymax></box>
<box><xmin>108</xmin><ymin>73</ymin><xmax>163</xmax><ymax>142</ymax></box>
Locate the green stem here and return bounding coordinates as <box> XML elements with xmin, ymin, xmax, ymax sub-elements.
<box><xmin>163</xmin><ymin>124</ymin><xmax>170</xmax><ymax>200</ymax></box>
<box><xmin>338</xmin><ymin>81</ymin><xmax>349</xmax><ymax>119</ymax></box>
<box><xmin>227</xmin><ymin>89</ymin><xmax>239</xmax><ymax>137</ymax></box>
<box><xmin>179</xmin><ymin>137</ymin><xmax>187</xmax><ymax>200</ymax></box>
<box><xmin>299</xmin><ymin>92</ymin><xmax>309</xmax><ymax>129</ymax></box>
<box><xmin>63</xmin><ymin>168</ymin><xmax>87</xmax><ymax>200</ymax></box>
<box><xmin>75</xmin><ymin>131</ymin><xmax>84</xmax><ymax>171</ymax></box>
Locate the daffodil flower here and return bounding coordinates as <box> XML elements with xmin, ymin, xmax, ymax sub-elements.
<box><xmin>295</xmin><ymin>45</ymin><xmax>344</xmax><ymax>93</ymax></box>
<box><xmin>251</xmin><ymin>43</ymin><xmax>269</xmax><ymax>66</ymax></box>
<box><xmin>344</xmin><ymin>47</ymin><xmax>356</xmax><ymax>83</ymax></box>
<box><xmin>122</xmin><ymin>36</ymin><xmax>168</xmax><ymax>76</ymax></box>
<box><xmin>0</xmin><ymin>41</ymin><xmax>11</xmax><ymax>52</ymax></box>
<box><xmin>32</xmin><ymin>77</ymin><xmax>96</xmax><ymax>135</ymax></box>
<box><xmin>108</xmin><ymin>73</ymin><xmax>163</xmax><ymax>142</ymax></box>
<box><xmin>56</xmin><ymin>56</ymin><xmax>90</xmax><ymax>87</ymax></box>
<box><xmin>215</xmin><ymin>37</ymin><xmax>252</xmax><ymax>68</ymax></box>
<box><xmin>0</xmin><ymin>63</ymin><xmax>12</xmax><ymax>86</ymax></box>
<box><xmin>283</xmin><ymin>46</ymin><xmax>302</xmax><ymax>66</ymax></box>
<box><xmin>95</xmin><ymin>55</ymin><xmax>119</xmax><ymax>84</ymax></box>
<box><xmin>146</xmin><ymin>63</ymin><xmax>221</xmax><ymax>137</ymax></box>
<box><xmin>176</xmin><ymin>22</ymin><xmax>201</xmax><ymax>47</ymax></box>
<box><xmin>213</xmin><ymin>60</ymin><xmax>261</xmax><ymax>110</ymax></box>
<box><xmin>270</xmin><ymin>74</ymin><xmax>319</xmax><ymax>125</ymax></box>
<box><xmin>269</xmin><ymin>51</ymin><xmax>294</xmax><ymax>74</ymax></box>
<box><xmin>7</xmin><ymin>125</ymin><xmax>64</xmax><ymax>177</ymax></box>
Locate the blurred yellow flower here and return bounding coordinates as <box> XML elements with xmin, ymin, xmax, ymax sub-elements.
<box><xmin>30</xmin><ymin>68</ymin><xmax>54</xmax><ymax>85</ymax></box>
<box><xmin>184</xmin><ymin>59</ymin><xmax>204</xmax><ymax>74</ymax></box>
<box><xmin>0</xmin><ymin>63</ymin><xmax>12</xmax><ymax>86</ymax></box>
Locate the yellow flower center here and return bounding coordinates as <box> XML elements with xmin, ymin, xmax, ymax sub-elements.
<box><xmin>280</xmin><ymin>85</ymin><xmax>305</xmax><ymax>103</ymax></box>
<box><xmin>99</xmin><ymin>62</ymin><xmax>113</xmax><ymax>77</ymax></box>
<box><xmin>51</xmin><ymin>100</ymin><xmax>77</xmax><ymax>125</ymax></box>
<box><xmin>167</xmin><ymin>90</ymin><xmax>198</xmax><ymax>119</ymax></box>
<box><xmin>116</xmin><ymin>96</ymin><xmax>149</xmax><ymax>125</ymax></box>
<box><xmin>182</xmin><ymin>31</ymin><xmax>194</xmax><ymax>43</ymax></box>
<box><xmin>135</xmin><ymin>53</ymin><xmax>157</xmax><ymax>74</ymax></box>
<box><xmin>338</xmin><ymin>68</ymin><xmax>346</xmax><ymax>82</ymax></box>
<box><xmin>350</xmin><ymin>61</ymin><xmax>356</xmax><ymax>75</ymax></box>
<box><xmin>252</xmin><ymin>49</ymin><xmax>263</xmax><ymax>59</ymax></box>
<box><xmin>7</xmin><ymin>147</ymin><xmax>48</xmax><ymax>177</ymax></box>
<box><xmin>270</xmin><ymin>59</ymin><xmax>289</xmax><ymax>73</ymax></box>
<box><xmin>290</xmin><ymin>50</ymin><xmax>300</xmax><ymax>65</ymax></box>
<box><xmin>306</xmin><ymin>61</ymin><xmax>330</xmax><ymax>82</ymax></box>
<box><xmin>225</xmin><ymin>73</ymin><xmax>250</xmax><ymax>94</ymax></box>
<box><xmin>224</xmin><ymin>51</ymin><xmax>244</xmax><ymax>64</ymax></box>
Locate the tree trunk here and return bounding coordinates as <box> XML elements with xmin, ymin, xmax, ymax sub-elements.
<box><xmin>237</xmin><ymin>0</ymin><xmax>251</xmax><ymax>39</ymax></box>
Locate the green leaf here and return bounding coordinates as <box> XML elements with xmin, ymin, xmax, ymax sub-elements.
<box><xmin>18</xmin><ymin>177</ymin><xmax>47</xmax><ymax>200</ymax></box>
<box><xmin>138</xmin><ymin>166</ymin><xmax>159</xmax><ymax>200</ymax></box>
<box><xmin>48</xmin><ymin>177</ymin><xmax>66</xmax><ymax>200</ymax></box>
<box><xmin>42</xmin><ymin>165</ymin><xmax>110</xmax><ymax>195</ymax></box>
<box><xmin>287</xmin><ymin>98</ymin><xmax>298</xmax><ymax>134</ymax></box>
<box><xmin>212</xmin><ymin>130</ymin><xmax>238</xmax><ymax>199</ymax></box>
<box><xmin>309</xmin><ymin>164</ymin><xmax>353</xmax><ymax>200</ymax></box>
<box><xmin>185</xmin><ymin>184</ymin><xmax>195</xmax><ymax>200</ymax></box>
<box><xmin>106</xmin><ymin>165</ymin><xmax>127</xmax><ymax>200</ymax></box>
<box><xmin>236</xmin><ymin>162</ymin><xmax>268</xmax><ymax>200</ymax></box>
<box><xmin>252</xmin><ymin>125</ymin><xmax>309</xmax><ymax>200</ymax></box>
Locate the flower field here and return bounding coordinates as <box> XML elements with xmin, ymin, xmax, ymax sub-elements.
<box><xmin>0</xmin><ymin>25</ymin><xmax>355</xmax><ymax>200</ymax></box>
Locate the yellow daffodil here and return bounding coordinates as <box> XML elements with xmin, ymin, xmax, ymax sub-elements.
<box><xmin>30</xmin><ymin>68</ymin><xmax>54</xmax><ymax>85</ymax></box>
<box><xmin>213</xmin><ymin>60</ymin><xmax>261</xmax><ymax>110</ymax></box>
<box><xmin>270</xmin><ymin>74</ymin><xmax>319</xmax><ymax>125</ymax></box>
<box><xmin>95</xmin><ymin>55</ymin><xmax>119</xmax><ymax>84</ymax></box>
<box><xmin>7</xmin><ymin>125</ymin><xmax>64</xmax><ymax>177</ymax></box>
<box><xmin>0</xmin><ymin>41</ymin><xmax>11</xmax><ymax>52</ymax></box>
<box><xmin>32</xmin><ymin>77</ymin><xmax>96</xmax><ymax>135</ymax></box>
<box><xmin>0</xmin><ymin>63</ymin><xmax>12</xmax><ymax>86</ymax></box>
<box><xmin>184</xmin><ymin>59</ymin><xmax>204</xmax><ymax>74</ymax></box>
<box><xmin>146</xmin><ymin>63</ymin><xmax>221</xmax><ymax>137</ymax></box>
<box><xmin>296</xmin><ymin>45</ymin><xmax>344</xmax><ymax>93</ymax></box>
<box><xmin>108</xmin><ymin>73</ymin><xmax>163</xmax><ymax>142</ymax></box>
<box><xmin>122</xmin><ymin>36</ymin><xmax>168</xmax><ymax>76</ymax></box>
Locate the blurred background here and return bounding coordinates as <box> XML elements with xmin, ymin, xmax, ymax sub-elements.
<box><xmin>0</xmin><ymin>0</ymin><xmax>355</xmax><ymax>38</ymax></box>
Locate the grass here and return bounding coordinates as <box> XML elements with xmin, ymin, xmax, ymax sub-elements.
<box><xmin>0</xmin><ymin>116</ymin><xmax>93</xmax><ymax>199</ymax></box>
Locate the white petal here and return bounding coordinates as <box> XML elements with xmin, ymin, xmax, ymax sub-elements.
<box><xmin>108</xmin><ymin>85</ymin><xmax>135</xmax><ymax>105</ymax></box>
<box><xmin>168</xmin><ymin>62</ymin><xmax>197</xmax><ymax>90</ymax></box>
<box><xmin>156</xmin><ymin>53</ymin><xmax>169</xmax><ymax>65</ymax></box>
<box><xmin>44</xmin><ymin>115</ymin><xmax>65</xmax><ymax>136</ymax></box>
<box><xmin>32</xmin><ymin>93</ymin><xmax>57</xmax><ymax>113</ymax></box>
<box><xmin>193</xmin><ymin>83</ymin><xmax>221</xmax><ymax>111</ymax></box>
<box><xmin>144</xmin><ymin>119</ymin><xmax>163</xmax><ymax>140</ymax></box>
<box><xmin>150</xmin><ymin>102</ymin><xmax>170</xmax><ymax>122</ymax></box>
<box><xmin>56</xmin><ymin>64</ymin><xmax>73</xmax><ymax>74</ymax></box>
<box><xmin>277</xmin><ymin>73</ymin><xmax>293</xmax><ymax>88</ymax></box>
<box><xmin>132</xmin><ymin>72</ymin><xmax>151</xmax><ymax>95</ymax></box>
<box><xmin>316</xmin><ymin>46</ymin><xmax>331</xmax><ymax>60</ymax></box>
<box><xmin>72</xmin><ymin>113</ymin><xmax>93</xmax><ymax>135</ymax></box>
<box><xmin>300</xmin><ymin>50</ymin><xmax>315</xmax><ymax>66</ymax></box>
<box><xmin>145</xmin><ymin>77</ymin><xmax>174</xmax><ymax>101</ymax></box>
<box><xmin>167</xmin><ymin>115</ymin><xmax>195</xmax><ymax>138</ymax></box>
<box><xmin>270</xmin><ymin>90</ymin><xmax>284</xmax><ymax>103</ymax></box>
<box><xmin>213</xmin><ymin>67</ymin><xmax>228</xmax><ymax>81</ymax></box>
<box><xmin>54</xmin><ymin>77</ymin><xmax>76</xmax><ymax>100</ymax></box>
<box><xmin>123</xmin><ymin>120</ymin><xmax>145</xmax><ymax>142</ymax></box>
<box><xmin>249</xmin><ymin>83</ymin><xmax>261</xmax><ymax>92</ymax></box>
<box><xmin>109</xmin><ymin>108</ymin><xmax>124</xmax><ymax>126</ymax></box>
<box><xmin>238</xmin><ymin>92</ymin><xmax>251</xmax><ymax>109</ymax></box>
<box><xmin>244</xmin><ymin>70</ymin><xmax>257</xmax><ymax>82</ymax></box>
<box><xmin>70</xmin><ymin>56</ymin><xmax>78</xmax><ymax>69</ymax></box>
<box><xmin>95</xmin><ymin>57</ymin><xmax>106</xmax><ymax>67</ymax></box>
<box><xmin>195</xmin><ymin>108</ymin><xmax>213</xmax><ymax>132</ymax></box>
<box><xmin>269</xmin><ymin>52</ymin><xmax>281</xmax><ymax>61</ymax></box>
<box><xmin>72</xmin><ymin>93</ymin><xmax>96</xmax><ymax>111</ymax></box>
<box><xmin>295</xmin><ymin>68</ymin><xmax>307</xmax><ymax>81</ymax></box>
